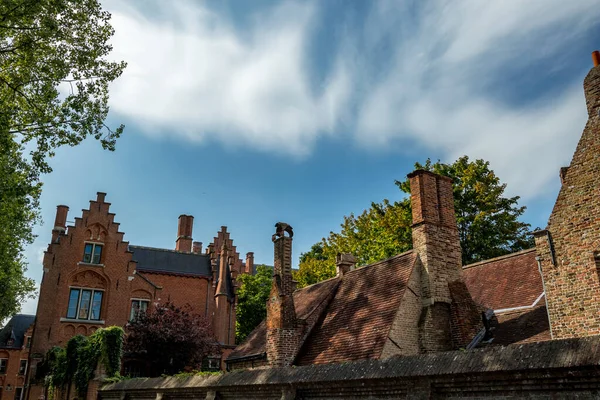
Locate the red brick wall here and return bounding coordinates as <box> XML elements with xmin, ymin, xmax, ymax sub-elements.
<box><xmin>535</xmin><ymin>63</ymin><xmax>600</xmax><ymax>339</ymax></box>
<box><xmin>0</xmin><ymin>340</ymin><xmax>30</xmax><ymax>399</ymax></box>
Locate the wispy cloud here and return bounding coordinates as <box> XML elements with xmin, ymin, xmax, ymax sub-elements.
<box><xmin>105</xmin><ymin>0</ymin><xmax>599</xmax><ymax>197</ymax></box>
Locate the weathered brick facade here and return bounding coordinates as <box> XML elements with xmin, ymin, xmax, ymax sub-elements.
<box><xmin>23</xmin><ymin>193</ymin><xmax>252</xmax><ymax>399</ymax></box>
<box><xmin>534</xmin><ymin>55</ymin><xmax>600</xmax><ymax>339</ymax></box>
<box><xmin>0</xmin><ymin>316</ymin><xmax>33</xmax><ymax>400</ymax></box>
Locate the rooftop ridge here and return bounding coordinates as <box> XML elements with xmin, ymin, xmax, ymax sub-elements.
<box><xmin>462</xmin><ymin>248</ymin><xmax>536</xmax><ymax>270</ymax></box>
<box><xmin>129</xmin><ymin>244</ymin><xmax>211</xmax><ymax>256</ymax></box>
<box><xmin>343</xmin><ymin>249</ymin><xmax>415</xmax><ymax>276</ymax></box>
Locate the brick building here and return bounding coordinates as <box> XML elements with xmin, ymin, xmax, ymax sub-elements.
<box><xmin>227</xmin><ymin>52</ymin><xmax>600</xmax><ymax>370</ymax></box>
<box><xmin>0</xmin><ymin>315</ymin><xmax>34</xmax><ymax>400</ymax></box>
<box><xmin>18</xmin><ymin>193</ymin><xmax>254</xmax><ymax>399</ymax></box>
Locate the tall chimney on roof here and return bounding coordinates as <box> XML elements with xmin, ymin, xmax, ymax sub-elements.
<box><xmin>408</xmin><ymin>170</ymin><xmax>462</xmax><ymax>352</ymax></box>
<box><xmin>266</xmin><ymin>222</ymin><xmax>300</xmax><ymax>367</ymax></box>
<box><xmin>175</xmin><ymin>215</ymin><xmax>194</xmax><ymax>252</ymax></box>
<box><xmin>245</xmin><ymin>252</ymin><xmax>254</xmax><ymax>274</ymax></box>
<box><xmin>51</xmin><ymin>205</ymin><xmax>69</xmax><ymax>243</ymax></box>
<box><xmin>193</xmin><ymin>241</ymin><xmax>202</xmax><ymax>254</ymax></box>
<box><xmin>336</xmin><ymin>253</ymin><xmax>356</xmax><ymax>276</ymax></box>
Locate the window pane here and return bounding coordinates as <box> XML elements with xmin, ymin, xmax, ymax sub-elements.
<box><xmin>92</xmin><ymin>244</ymin><xmax>102</xmax><ymax>264</ymax></box>
<box><xmin>78</xmin><ymin>290</ymin><xmax>92</xmax><ymax>319</ymax></box>
<box><xmin>15</xmin><ymin>387</ymin><xmax>23</xmax><ymax>400</ymax></box>
<box><xmin>83</xmin><ymin>243</ymin><xmax>93</xmax><ymax>263</ymax></box>
<box><xmin>130</xmin><ymin>300</ymin><xmax>139</xmax><ymax>321</ymax></box>
<box><xmin>90</xmin><ymin>291</ymin><xmax>103</xmax><ymax>320</ymax></box>
<box><xmin>67</xmin><ymin>289</ymin><xmax>80</xmax><ymax>318</ymax></box>
<box><xmin>0</xmin><ymin>359</ymin><xmax>7</xmax><ymax>373</ymax></box>
<box><xmin>19</xmin><ymin>360</ymin><xmax>27</xmax><ymax>375</ymax></box>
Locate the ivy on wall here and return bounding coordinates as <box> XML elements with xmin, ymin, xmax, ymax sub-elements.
<box><xmin>37</xmin><ymin>326</ymin><xmax>124</xmax><ymax>397</ymax></box>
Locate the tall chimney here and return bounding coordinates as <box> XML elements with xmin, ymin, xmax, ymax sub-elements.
<box><xmin>266</xmin><ymin>222</ymin><xmax>300</xmax><ymax>367</ymax></box>
<box><xmin>336</xmin><ymin>253</ymin><xmax>357</xmax><ymax>276</ymax></box>
<box><xmin>51</xmin><ymin>205</ymin><xmax>69</xmax><ymax>242</ymax></box>
<box><xmin>408</xmin><ymin>170</ymin><xmax>461</xmax><ymax>352</ymax></box>
<box><xmin>193</xmin><ymin>241</ymin><xmax>203</xmax><ymax>254</ymax></box>
<box><xmin>175</xmin><ymin>215</ymin><xmax>194</xmax><ymax>252</ymax></box>
<box><xmin>245</xmin><ymin>252</ymin><xmax>254</xmax><ymax>274</ymax></box>
<box><xmin>213</xmin><ymin>243</ymin><xmax>230</xmax><ymax>344</ymax></box>
<box><xmin>586</xmin><ymin>51</ymin><xmax>600</xmax><ymax>117</ymax></box>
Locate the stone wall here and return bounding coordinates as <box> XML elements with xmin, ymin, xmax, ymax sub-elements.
<box><xmin>100</xmin><ymin>335</ymin><xmax>600</xmax><ymax>399</ymax></box>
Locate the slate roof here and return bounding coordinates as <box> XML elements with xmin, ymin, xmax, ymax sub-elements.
<box><xmin>129</xmin><ymin>245</ymin><xmax>212</xmax><ymax>277</ymax></box>
<box><xmin>0</xmin><ymin>314</ymin><xmax>35</xmax><ymax>349</ymax></box>
<box><xmin>493</xmin><ymin>306</ymin><xmax>552</xmax><ymax>345</ymax></box>
<box><xmin>462</xmin><ymin>249</ymin><xmax>542</xmax><ymax>310</ymax></box>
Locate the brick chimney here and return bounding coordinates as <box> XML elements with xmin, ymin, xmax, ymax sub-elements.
<box><xmin>266</xmin><ymin>222</ymin><xmax>300</xmax><ymax>367</ymax></box>
<box><xmin>336</xmin><ymin>253</ymin><xmax>357</xmax><ymax>276</ymax></box>
<box><xmin>175</xmin><ymin>215</ymin><xmax>194</xmax><ymax>252</ymax></box>
<box><xmin>193</xmin><ymin>241</ymin><xmax>202</xmax><ymax>254</ymax></box>
<box><xmin>214</xmin><ymin>242</ymin><xmax>230</xmax><ymax>344</ymax></box>
<box><xmin>245</xmin><ymin>252</ymin><xmax>254</xmax><ymax>274</ymax></box>
<box><xmin>408</xmin><ymin>170</ymin><xmax>462</xmax><ymax>352</ymax></box>
<box><xmin>51</xmin><ymin>205</ymin><xmax>69</xmax><ymax>243</ymax></box>
<box><xmin>534</xmin><ymin>51</ymin><xmax>600</xmax><ymax>339</ymax></box>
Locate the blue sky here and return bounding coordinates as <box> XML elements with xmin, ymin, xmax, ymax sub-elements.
<box><xmin>20</xmin><ymin>0</ymin><xmax>600</xmax><ymax>314</ymax></box>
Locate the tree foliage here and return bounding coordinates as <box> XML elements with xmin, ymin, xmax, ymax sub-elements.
<box><xmin>124</xmin><ymin>302</ymin><xmax>219</xmax><ymax>377</ymax></box>
<box><xmin>235</xmin><ymin>265</ymin><xmax>272</xmax><ymax>343</ymax></box>
<box><xmin>0</xmin><ymin>0</ymin><xmax>126</xmax><ymax>319</ymax></box>
<box><xmin>297</xmin><ymin>156</ymin><xmax>534</xmax><ymax>286</ymax></box>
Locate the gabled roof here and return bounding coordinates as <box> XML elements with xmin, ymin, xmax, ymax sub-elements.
<box><xmin>296</xmin><ymin>251</ymin><xmax>418</xmax><ymax>365</ymax></box>
<box><xmin>462</xmin><ymin>249</ymin><xmax>542</xmax><ymax>311</ymax></box>
<box><xmin>129</xmin><ymin>245</ymin><xmax>212</xmax><ymax>277</ymax></box>
<box><xmin>228</xmin><ymin>276</ymin><xmax>341</xmax><ymax>361</ymax></box>
<box><xmin>0</xmin><ymin>314</ymin><xmax>35</xmax><ymax>349</ymax></box>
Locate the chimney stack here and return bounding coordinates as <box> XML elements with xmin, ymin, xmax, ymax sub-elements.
<box><xmin>592</xmin><ymin>50</ymin><xmax>600</xmax><ymax>67</ymax></box>
<box><xmin>267</xmin><ymin>222</ymin><xmax>300</xmax><ymax>367</ymax></box>
<box><xmin>245</xmin><ymin>252</ymin><xmax>254</xmax><ymax>274</ymax></box>
<box><xmin>408</xmin><ymin>170</ymin><xmax>462</xmax><ymax>352</ymax></box>
<box><xmin>175</xmin><ymin>215</ymin><xmax>194</xmax><ymax>252</ymax></box>
<box><xmin>336</xmin><ymin>253</ymin><xmax>357</xmax><ymax>276</ymax></box>
<box><xmin>193</xmin><ymin>241</ymin><xmax>203</xmax><ymax>254</ymax></box>
<box><xmin>585</xmin><ymin>50</ymin><xmax>600</xmax><ymax>117</ymax></box>
<box><xmin>52</xmin><ymin>205</ymin><xmax>69</xmax><ymax>242</ymax></box>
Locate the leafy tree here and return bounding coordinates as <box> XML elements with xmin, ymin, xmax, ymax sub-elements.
<box><xmin>298</xmin><ymin>156</ymin><xmax>534</xmax><ymax>286</ymax></box>
<box><xmin>396</xmin><ymin>157</ymin><xmax>534</xmax><ymax>265</ymax></box>
<box><xmin>124</xmin><ymin>302</ymin><xmax>219</xmax><ymax>376</ymax></box>
<box><xmin>235</xmin><ymin>265</ymin><xmax>272</xmax><ymax>343</ymax></box>
<box><xmin>0</xmin><ymin>0</ymin><xmax>126</xmax><ymax>319</ymax></box>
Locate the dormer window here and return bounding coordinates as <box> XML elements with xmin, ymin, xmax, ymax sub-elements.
<box><xmin>83</xmin><ymin>243</ymin><xmax>103</xmax><ymax>264</ymax></box>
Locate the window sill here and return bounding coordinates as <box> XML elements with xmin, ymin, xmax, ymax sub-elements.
<box><xmin>60</xmin><ymin>318</ymin><xmax>105</xmax><ymax>325</ymax></box>
<box><xmin>77</xmin><ymin>262</ymin><xmax>104</xmax><ymax>267</ymax></box>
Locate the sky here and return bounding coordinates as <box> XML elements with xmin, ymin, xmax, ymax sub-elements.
<box><xmin>18</xmin><ymin>0</ymin><xmax>600</xmax><ymax>315</ymax></box>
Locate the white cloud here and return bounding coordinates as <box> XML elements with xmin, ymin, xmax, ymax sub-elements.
<box><xmin>106</xmin><ymin>0</ymin><xmax>350</xmax><ymax>157</ymax></box>
<box><xmin>104</xmin><ymin>0</ymin><xmax>599</xmax><ymax>198</ymax></box>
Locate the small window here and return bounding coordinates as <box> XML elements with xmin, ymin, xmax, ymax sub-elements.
<box><xmin>18</xmin><ymin>360</ymin><xmax>27</xmax><ymax>375</ymax></box>
<box><xmin>0</xmin><ymin>358</ymin><xmax>7</xmax><ymax>374</ymax></box>
<box><xmin>14</xmin><ymin>387</ymin><xmax>23</xmax><ymax>400</ymax></box>
<box><xmin>66</xmin><ymin>288</ymin><xmax>103</xmax><ymax>321</ymax></box>
<box><xmin>130</xmin><ymin>299</ymin><xmax>150</xmax><ymax>321</ymax></box>
<box><xmin>26</xmin><ymin>336</ymin><xmax>31</xmax><ymax>348</ymax></box>
<box><xmin>83</xmin><ymin>243</ymin><xmax>103</xmax><ymax>264</ymax></box>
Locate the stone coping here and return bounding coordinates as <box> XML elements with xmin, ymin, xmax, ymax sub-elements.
<box><xmin>102</xmin><ymin>335</ymin><xmax>600</xmax><ymax>392</ymax></box>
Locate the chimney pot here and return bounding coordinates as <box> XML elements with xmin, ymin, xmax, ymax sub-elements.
<box><xmin>193</xmin><ymin>241</ymin><xmax>203</xmax><ymax>254</ymax></box>
<box><xmin>336</xmin><ymin>253</ymin><xmax>357</xmax><ymax>276</ymax></box>
<box><xmin>593</xmin><ymin>50</ymin><xmax>600</xmax><ymax>67</ymax></box>
<box><xmin>175</xmin><ymin>215</ymin><xmax>194</xmax><ymax>252</ymax></box>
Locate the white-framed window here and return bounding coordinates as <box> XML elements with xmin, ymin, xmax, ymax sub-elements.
<box><xmin>18</xmin><ymin>359</ymin><xmax>27</xmax><ymax>375</ymax></box>
<box><xmin>14</xmin><ymin>387</ymin><xmax>23</xmax><ymax>400</ymax></box>
<box><xmin>25</xmin><ymin>336</ymin><xmax>31</xmax><ymax>348</ymax></box>
<box><xmin>83</xmin><ymin>242</ymin><xmax>103</xmax><ymax>264</ymax></box>
<box><xmin>0</xmin><ymin>358</ymin><xmax>7</xmax><ymax>374</ymax></box>
<box><xmin>129</xmin><ymin>299</ymin><xmax>150</xmax><ymax>321</ymax></box>
<box><xmin>67</xmin><ymin>287</ymin><xmax>103</xmax><ymax>320</ymax></box>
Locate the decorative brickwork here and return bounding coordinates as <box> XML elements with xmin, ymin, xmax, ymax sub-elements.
<box><xmin>535</xmin><ymin>60</ymin><xmax>600</xmax><ymax>339</ymax></box>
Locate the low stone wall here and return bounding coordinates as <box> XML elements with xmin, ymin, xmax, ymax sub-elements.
<box><xmin>100</xmin><ymin>335</ymin><xmax>600</xmax><ymax>399</ymax></box>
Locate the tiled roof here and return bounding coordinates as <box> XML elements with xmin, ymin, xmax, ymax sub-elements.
<box><xmin>492</xmin><ymin>306</ymin><xmax>551</xmax><ymax>346</ymax></box>
<box><xmin>0</xmin><ymin>314</ymin><xmax>35</xmax><ymax>349</ymax></box>
<box><xmin>462</xmin><ymin>249</ymin><xmax>542</xmax><ymax>310</ymax></box>
<box><xmin>129</xmin><ymin>245</ymin><xmax>212</xmax><ymax>277</ymax></box>
<box><xmin>227</xmin><ymin>277</ymin><xmax>341</xmax><ymax>360</ymax></box>
<box><xmin>295</xmin><ymin>251</ymin><xmax>418</xmax><ymax>365</ymax></box>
